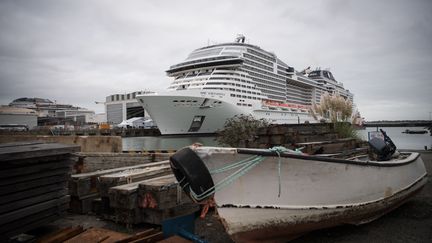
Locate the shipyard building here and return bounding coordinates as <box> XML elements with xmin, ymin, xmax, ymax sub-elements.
<box><xmin>4</xmin><ymin>97</ymin><xmax>103</xmax><ymax>126</ymax></box>
<box><xmin>0</xmin><ymin>106</ymin><xmax>38</xmax><ymax>129</ymax></box>
<box><xmin>105</xmin><ymin>91</ymin><xmax>153</xmax><ymax>125</ymax></box>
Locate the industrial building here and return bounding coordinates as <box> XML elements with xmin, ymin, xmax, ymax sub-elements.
<box><xmin>8</xmin><ymin>97</ymin><xmax>103</xmax><ymax>126</ymax></box>
<box><xmin>55</xmin><ymin>109</ymin><xmax>103</xmax><ymax>125</ymax></box>
<box><xmin>105</xmin><ymin>91</ymin><xmax>154</xmax><ymax>124</ymax></box>
<box><xmin>0</xmin><ymin>106</ymin><xmax>38</xmax><ymax>129</ymax></box>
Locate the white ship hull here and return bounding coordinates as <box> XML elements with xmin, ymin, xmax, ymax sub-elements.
<box><xmin>137</xmin><ymin>90</ymin><xmax>315</xmax><ymax>135</ymax></box>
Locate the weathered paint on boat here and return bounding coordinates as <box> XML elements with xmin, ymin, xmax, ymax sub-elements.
<box><xmin>173</xmin><ymin>147</ymin><xmax>427</xmax><ymax>242</ymax></box>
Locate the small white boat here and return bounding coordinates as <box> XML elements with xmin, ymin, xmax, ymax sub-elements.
<box><xmin>170</xmin><ymin>145</ymin><xmax>427</xmax><ymax>242</ymax></box>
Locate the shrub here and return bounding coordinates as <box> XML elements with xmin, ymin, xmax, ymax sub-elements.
<box><xmin>216</xmin><ymin>114</ymin><xmax>268</xmax><ymax>147</ymax></box>
<box><xmin>334</xmin><ymin>122</ymin><xmax>359</xmax><ymax>139</ymax></box>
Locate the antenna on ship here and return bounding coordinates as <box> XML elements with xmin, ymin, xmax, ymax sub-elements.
<box><xmin>301</xmin><ymin>66</ymin><xmax>311</xmax><ymax>75</ymax></box>
<box><xmin>235</xmin><ymin>34</ymin><xmax>245</xmax><ymax>43</ymax></box>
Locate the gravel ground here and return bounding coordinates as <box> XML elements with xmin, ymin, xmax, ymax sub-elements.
<box><xmin>23</xmin><ymin>151</ymin><xmax>432</xmax><ymax>243</ymax></box>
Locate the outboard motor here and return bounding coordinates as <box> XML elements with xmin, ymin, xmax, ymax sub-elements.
<box><xmin>368</xmin><ymin>129</ymin><xmax>397</xmax><ymax>161</ymax></box>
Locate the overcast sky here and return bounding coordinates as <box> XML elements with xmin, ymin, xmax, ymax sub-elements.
<box><xmin>0</xmin><ymin>0</ymin><xmax>431</xmax><ymax>121</ymax></box>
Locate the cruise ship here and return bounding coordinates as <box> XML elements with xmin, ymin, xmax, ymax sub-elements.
<box><xmin>137</xmin><ymin>35</ymin><xmax>354</xmax><ymax>135</ymax></box>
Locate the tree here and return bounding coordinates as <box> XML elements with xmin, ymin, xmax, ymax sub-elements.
<box><xmin>216</xmin><ymin>114</ymin><xmax>268</xmax><ymax>147</ymax></box>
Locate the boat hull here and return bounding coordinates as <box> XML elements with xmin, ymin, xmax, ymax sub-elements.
<box><xmin>221</xmin><ymin>175</ymin><xmax>426</xmax><ymax>242</ymax></box>
<box><xmin>185</xmin><ymin>148</ymin><xmax>427</xmax><ymax>242</ymax></box>
<box><xmin>137</xmin><ymin>90</ymin><xmax>249</xmax><ymax>135</ymax></box>
<box><xmin>137</xmin><ymin>90</ymin><xmax>315</xmax><ymax>135</ymax></box>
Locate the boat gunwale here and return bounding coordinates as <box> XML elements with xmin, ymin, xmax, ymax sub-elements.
<box><xmin>235</xmin><ymin>148</ymin><xmax>421</xmax><ymax>167</ymax></box>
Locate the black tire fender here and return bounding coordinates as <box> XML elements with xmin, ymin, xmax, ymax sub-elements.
<box><xmin>170</xmin><ymin>147</ymin><xmax>214</xmax><ymax>202</ymax></box>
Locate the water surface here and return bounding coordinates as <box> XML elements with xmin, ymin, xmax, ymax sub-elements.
<box><xmin>123</xmin><ymin>127</ymin><xmax>431</xmax><ymax>151</ymax></box>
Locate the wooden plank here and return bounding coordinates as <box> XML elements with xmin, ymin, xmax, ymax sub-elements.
<box><xmin>0</xmin><ymin>154</ymin><xmax>73</xmax><ymax>170</ymax></box>
<box><xmin>1</xmin><ymin>203</ymin><xmax>68</xmax><ymax>236</ymax></box>
<box><xmin>0</xmin><ymin>142</ymin><xmax>80</xmax><ymax>162</ymax></box>
<box><xmin>90</xmin><ymin>197</ymin><xmax>112</xmax><ymax>215</ymax></box>
<box><xmin>75</xmin><ymin>152</ymin><xmax>168</xmax><ymax>173</ymax></box>
<box><xmin>64</xmin><ymin>227</ymin><xmax>129</xmax><ymax>243</ymax></box>
<box><xmin>141</xmin><ymin>204</ymin><xmax>199</xmax><ymax>225</ymax></box>
<box><xmin>0</xmin><ymin>167</ymin><xmax>72</xmax><ymax>186</ymax></box>
<box><xmin>69</xmin><ymin>193</ymin><xmax>100</xmax><ymax>214</ymax></box>
<box><xmin>115</xmin><ymin>229</ymin><xmax>158</xmax><ymax>243</ymax></box>
<box><xmin>0</xmin><ymin>188</ymin><xmax>67</xmax><ymax>214</ymax></box>
<box><xmin>0</xmin><ymin>175</ymin><xmax>67</xmax><ymax>196</ymax></box>
<box><xmin>0</xmin><ymin>159</ymin><xmax>71</xmax><ymax>178</ymax></box>
<box><xmin>0</xmin><ymin>182</ymin><xmax>66</xmax><ymax>205</ymax></box>
<box><xmin>138</xmin><ymin>177</ymin><xmax>192</xmax><ymax>210</ymax></box>
<box><xmin>109</xmin><ymin>175</ymin><xmax>175</xmax><ymax>210</ymax></box>
<box><xmin>113</xmin><ymin>208</ymin><xmax>142</xmax><ymax>225</ymax></box>
<box><xmin>36</xmin><ymin>226</ymin><xmax>84</xmax><ymax>243</ymax></box>
<box><xmin>70</xmin><ymin>161</ymin><xmax>170</xmax><ymax>180</ymax></box>
<box><xmin>5</xmin><ymin>213</ymin><xmax>66</xmax><ymax>238</ymax></box>
<box><xmin>157</xmin><ymin>235</ymin><xmax>192</xmax><ymax>243</ymax></box>
<box><xmin>0</xmin><ymin>195</ymin><xmax>70</xmax><ymax>225</ymax></box>
<box><xmin>128</xmin><ymin>231</ymin><xmax>163</xmax><ymax>243</ymax></box>
<box><xmin>98</xmin><ymin>165</ymin><xmax>172</xmax><ymax>197</ymax></box>
<box><xmin>69</xmin><ymin>161</ymin><xmax>170</xmax><ymax>197</ymax></box>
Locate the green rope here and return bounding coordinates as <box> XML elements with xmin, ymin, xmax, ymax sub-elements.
<box><xmin>268</xmin><ymin>146</ymin><xmax>289</xmax><ymax>197</ymax></box>
<box><xmin>209</xmin><ymin>155</ymin><xmax>262</xmax><ymax>174</ymax></box>
<box><xmin>188</xmin><ymin>146</ymin><xmax>299</xmax><ymax>201</ymax></box>
<box><xmin>189</xmin><ymin>155</ymin><xmax>264</xmax><ymax>201</ymax></box>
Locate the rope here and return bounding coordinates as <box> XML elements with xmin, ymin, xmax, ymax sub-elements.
<box><xmin>209</xmin><ymin>155</ymin><xmax>262</xmax><ymax>174</ymax></box>
<box><xmin>187</xmin><ymin>146</ymin><xmax>298</xmax><ymax>201</ymax></box>
<box><xmin>268</xmin><ymin>146</ymin><xmax>289</xmax><ymax>197</ymax></box>
<box><xmin>189</xmin><ymin>155</ymin><xmax>264</xmax><ymax>202</ymax></box>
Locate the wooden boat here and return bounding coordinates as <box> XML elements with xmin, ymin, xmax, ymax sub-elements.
<box><xmin>170</xmin><ymin>146</ymin><xmax>427</xmax><ymax>242</ymax></box>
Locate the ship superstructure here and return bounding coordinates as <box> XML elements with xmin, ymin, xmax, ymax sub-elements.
<box><xmin>137</xmin><ymin>36</ymin><xmax>354</xmax><ymax>135</ymax></box>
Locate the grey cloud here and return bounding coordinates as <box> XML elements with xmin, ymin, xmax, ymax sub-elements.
<box><xmin>0</xmin><ymin>0</ymin><xmax>431</xmax><ymax>120</ymax></box>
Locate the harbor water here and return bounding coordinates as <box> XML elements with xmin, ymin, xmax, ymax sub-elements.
<box><xmin>122</xmin><ymin>135</ymin><xmax>219</xmax><ymax>151</ymax></box>
<box><xmin>123</xmin><ymin>126</ymin><xmax>431</xmax><ymax>151</ymax></box>
<box><xmin>358</xmin><ymin>126</ymin><xmax>431</xmax><ymax>150</ymax></box>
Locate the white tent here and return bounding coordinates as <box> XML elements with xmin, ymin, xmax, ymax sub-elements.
<box><xmin>116</xmin><ymin>117</ymin><xmax>156</xmax><ymax>129</ymax></box>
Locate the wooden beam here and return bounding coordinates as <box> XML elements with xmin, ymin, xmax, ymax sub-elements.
<box><xmin>36</xmin><ymin>226</ymin><xmax>84</xmax><ymax>243</ymax></box>
<box><xmin>0</xmin><ymin>189</ymin><xmax>67</xmax><ymax>214</ymax></box>
<box><xmin>98</xmin><ymin>165</ymin><xmax>172</xmax><ymax>197</ymax></box>
<box><xmin>63</xmin><ymin>227</ymin><xmax>129</xmax><ymax>243</ymax></box>
<box><xmin>0</xmin><ymin>142</ymin><xmax>79</xmax><ymax>162</ymax></box>
<box><xmin>69</xmin><ymin>161</ymin><xmax>170</xmax><ymax>197</ymax></box>
<box><xmin>138</xmin><ymin>177</ymin><xmax>191</xmax><ymax>210</ymax></box>
<box><xmin>0</xmin><ymin>196</ymin><xmax>70</xmax><ymax>225</ymax></box>
<box><xmin>109</xmin><ymin>175</ymin><xmax>175</xmax><ymax>210</ymax></box>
